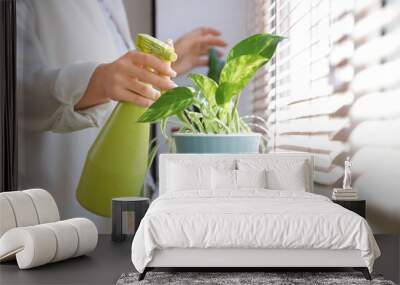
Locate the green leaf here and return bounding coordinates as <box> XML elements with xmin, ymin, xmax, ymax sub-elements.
<box><xmin>207</xmin><ymin>48</ymin><xmax>225</xmax><ymax>83</ymax></box>
<box><xmin>137</xmin><ymin>87</ymin><xmax>195</xmax><ymax>123</ymax></box>
<box><xmin>189</xmin><ymin>74</ymin><xmax>218</xmax><ymax>107</ymax></box>
<box><xmin>220</xmin><ymin>55</ymin><xmax>267</xmax><ymax>87</ymax></box>
<box><xmin>216</xmin><ymin>55</ymin><xmax>267</xmax><ymax>107</ymax></box>
<box><xmin>215</xmin><ymin>33</ymin><xmax>283</xmax><ymax>117</ymax></box>
<box><xmin>227</xmin><ymin>33</ymin><xmax>284</xmax><ymax>62</ymax></box>
<box><xmin>215</xmin><ymin>82</ymin><xmax>240</xmax><ymax>106</ymax></box>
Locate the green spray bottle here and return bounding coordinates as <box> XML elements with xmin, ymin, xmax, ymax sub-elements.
<box><xmin>76</xmin><ymin>34</ymin><xmax>177</xmax><ymax>217</ymax></box>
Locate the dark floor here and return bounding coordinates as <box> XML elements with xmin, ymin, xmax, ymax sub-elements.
<box><xmin>0</xmin><ymin>235</ymin><xmax>399</xmax><ymax>285</ymax></box>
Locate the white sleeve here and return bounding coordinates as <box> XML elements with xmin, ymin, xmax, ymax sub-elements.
<box><xmin>47</xmin><ymin>62</ymin><xmax>111</xmax><ymax>133</ymax></box>
<box><xmin>17</xmin><ymin>1</ymin><xmax>111</xmax><ymax>133</ymax></box>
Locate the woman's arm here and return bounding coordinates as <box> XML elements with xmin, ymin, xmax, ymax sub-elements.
<box><xmin>75</xmin><ymin>51</ymin><xmax>177</xmax><ymax>111</ymax></box>
<box><xmin>17</xmin><ymin>0</ymin><xmax>176</xmax><ymax>133</ymax></box>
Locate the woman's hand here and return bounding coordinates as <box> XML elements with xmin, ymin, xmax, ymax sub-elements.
<box><xmin>172</xmin><ymin>27</ymin><xmax>227</xmax><ymax>75</ymax></box>
<box><xmin>75</xmin><ymin>51</ymin><xmax>177</xmax><ymax>110</ymax></box>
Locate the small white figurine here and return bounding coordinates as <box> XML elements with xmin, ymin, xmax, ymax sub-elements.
<box><xmin>343</xmin><ymin>156</ymin><xmax>352</xmax><ymax>189</ymax></box>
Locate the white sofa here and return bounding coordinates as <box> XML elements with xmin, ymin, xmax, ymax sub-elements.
<box><xmin>0</xmin><ymin>189</ymin><xmax>98</xmax><ymax>269</ymax></box>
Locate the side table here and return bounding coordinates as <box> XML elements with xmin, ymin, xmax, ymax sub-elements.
<box><xmin>332</xmin><ymin>199</ymin><xmax>366</xmax><ymax>218</ymax></box>
<box><xmin>112</xmin><ymin>197</ymin><xmax>149</xmax><ymax>242</ymax></box>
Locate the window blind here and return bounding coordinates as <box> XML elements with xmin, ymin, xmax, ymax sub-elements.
<box><xmin>251</xmin><ymin>0</ymin><xmax>400</xmax><ymax>190</ymax></box>
<box><xmin>251</xmin><ymin>0</ymin><xmax>400</xmax><ymax>232</ymax></box>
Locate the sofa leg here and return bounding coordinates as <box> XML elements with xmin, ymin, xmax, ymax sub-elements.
<box><xmin>354</xmin><ymin>267</ymin><xmax>371</xmax><ymax>280</ymax></box>
<box><xmin>138</xmin><ymin>268</ymin><xmax>148</xmax><ymax>281</ymax></box>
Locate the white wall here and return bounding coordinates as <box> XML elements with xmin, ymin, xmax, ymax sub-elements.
<box><xmin>124</xmin><ymin>0</ymin><xmax>152</xmax><ymax>36</ymax></box>
<box><xmin>155</xmin><ymin>0</ymin><xmax>253</xmax><ymax>153</ymax></box>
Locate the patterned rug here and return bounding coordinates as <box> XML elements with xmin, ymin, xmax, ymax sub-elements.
<box><xmin>116</xmin><ymin>271</ymin><xmax>396</xmax><ymax>285</ymax></box>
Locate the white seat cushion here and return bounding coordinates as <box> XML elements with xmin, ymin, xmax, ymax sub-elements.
<box><xmin>42</xmin><ymin>221</ymin><xmax>79</xmax><ymax>262</ymax></box>
<box><xmin>0</xmin><ymin>196</ymin><xmax>17</xmax><ymax>237</ymax></box>
<box><xmin>0</xmin><ymin>189</ymin><xmax>60</xmax><ymax>236</ymax></box>
<box><xmin>23</xmin><ymin>189</ymin><xmax>60</xmax><ymax>223</ymax></box>
<box><xmin>64</xmin><ymin>218</ymin><xmax>98</xmax><ymax>257</ymax></box>
<box><xmin>0</xmin><ymin>192</ymin><xmax>40</xmax><ymax>227</ymax></box>
<box><xmin>0</xmin><ymin>226</ymin><xmax>57</xmax><ymax>268</ymax></box>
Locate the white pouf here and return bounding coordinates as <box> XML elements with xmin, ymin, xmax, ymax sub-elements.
<box><xmin>42</xmin><ymin>220</ymin><xmax>79</xmax><ymax>262</ymax></box>
<box><xmin>0</xmin><ymin>196</ymin><xmax>17</xmax><ymax>237</ymax></box>
<box><xmin>0</xmin><ymin>189</ymin><xmax>98</xmax><ymax>269</ymax></box>
<box><xmin>24</xmin><ymin>189</ymin><xmax>60</xmax><ymax>223</ymax></box>
<box><xmin>1</xmin><ymin>191</ymin><xmax>40</xmax><ymax>227</ymax></box>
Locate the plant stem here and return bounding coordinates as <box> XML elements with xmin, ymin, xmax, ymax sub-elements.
<box><xmin>178</xmin><ymin>111</ymin><xmax>197</xmax><ymax>133</ymax></box>
<box><xmin>231</xmin><ymin>93</ymin><xmax>241</xmax><ymax>131</ymax></box>
<box><xmin>212</xmin><ymin>118</ymin><xmax>230</xmax><ymax>132</ymax></box>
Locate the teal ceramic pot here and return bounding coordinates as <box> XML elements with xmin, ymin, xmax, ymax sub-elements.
<box><xmin>173</xmin><ymin>133</ymin><xmax>261</xmax><ymax>154</ymax></box>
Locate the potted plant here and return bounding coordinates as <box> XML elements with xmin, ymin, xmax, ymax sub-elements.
<box><xmin>138</xmin><ymin>33</ymin><xmax>283</xmax><ymax>153</ymax></box>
